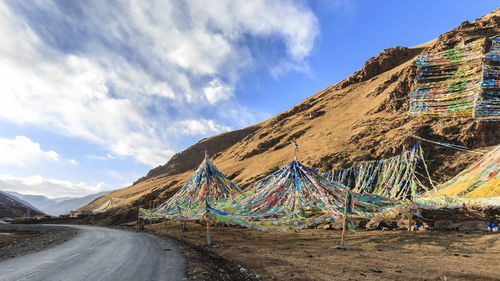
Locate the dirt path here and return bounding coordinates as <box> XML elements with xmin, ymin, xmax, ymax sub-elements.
<box><xmin>143</xmin><ymin>222</ymin><xmax>500</xmax><ymax>281</ymax></box>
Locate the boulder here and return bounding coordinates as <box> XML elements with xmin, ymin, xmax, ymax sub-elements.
<box><xmin>365</xmin><ymin>217</ymin><xmax>385</xmax><ymax>230</ymax></box>
<box><xmin>458</xmin><ymin>220</ymin><xmax>488</xmax><ymax>231</ymax></box>
<box><xmin>434</xmin><ymin>220</ymin><xmax>461</xmax><ymax>230</ymax></box>
<box><xmin>366</xmin><ymin>217</ymin><xmax>398</xmax><ymax>230</ymax></box>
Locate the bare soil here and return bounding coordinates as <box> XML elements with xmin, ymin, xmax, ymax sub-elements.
<box><xmin>0</xmin><ymin>225</ymin><xmax>77</xmax><ymax>261</ymax></box>
<box><xmin>140</xmin><ymin>222</ymin><xmax>500</xmax><ymax>281</ymax></box>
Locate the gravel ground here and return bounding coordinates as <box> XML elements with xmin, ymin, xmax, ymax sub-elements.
<box><xmin>142</xmin><ymin>221</ymin><xmax>500</xmax><ymax>281</ymax></box>
<box><xmin>0</xmin><ymin>224</ymin><xmax>77</xmax><ymax>261</ymax></box>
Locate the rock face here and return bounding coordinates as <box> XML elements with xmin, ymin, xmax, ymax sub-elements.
<box><xmin>336</xmin><ymin>46</ymin><xmax>417</xmax><ymax>90</ymax></box>
<box><xmin>79</xmin><ymin>8</ymin><xmax>500</xmax><ymax>224</ymax></box>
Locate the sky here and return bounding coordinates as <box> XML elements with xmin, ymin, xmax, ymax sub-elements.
<box><xmin>0</xmin><ymin>0</ymin><xmax>498</xmax><ymax>198</ymax></box>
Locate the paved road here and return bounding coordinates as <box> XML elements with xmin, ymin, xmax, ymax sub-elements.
<box><xmin>0</xmin><ymin>225</ymin><xmax>186</xmax><ymax>281</ymax></box>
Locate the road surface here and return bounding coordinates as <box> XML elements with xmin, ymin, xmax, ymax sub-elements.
<box><xmin>0</xmin><ymin>225</ymin><xmax>186</xmax><ymax>281</ymax></box>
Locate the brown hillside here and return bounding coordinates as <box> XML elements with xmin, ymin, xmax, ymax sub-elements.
<box><xmin>80</xmin><ymin>8</ymin><xmax>500</xmax><ymax>224</ymax></box>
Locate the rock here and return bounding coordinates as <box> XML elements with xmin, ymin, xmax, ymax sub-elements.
<box><xmin>336</xmin><ymin>47</ymin><xmax>413</xmax><ymax>89</ymax></box>
<box><xmin>365</xmin><ymin>217</ymin><xmax>384</xmax><ymax>230</ymax></box>
<box><xmin>330</xmin><ymin>220</ymin><xmax>344</xmax><ymax>230</ymax></box>
<box><xmin>366</xmin><ymin>217</ymin><xmax>397</xmax><ymax>230</ymax></box>
<box><xmin>396</xmin><ymin>218</ymin><xmax>409</xmax><ymax>229</ymax></box>
<box><xmin>434</xmin><ymin>220</ymin><xmax>461</xmax><ymax>230</ymax></box>
<box><xmin>458</xmin><ymin>221</ymin><xmax>488</xmax><ymax>231</ymax></box>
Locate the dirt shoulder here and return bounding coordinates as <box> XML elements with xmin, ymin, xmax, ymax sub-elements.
<box><xmin>138</xmin><ymin>222</ymin><xmax>499</xmax><ymax>281</ymax></box>
<box><xmin>0</xmin><ymin>224</ymin><xmax>77</xmax><ymax>262</ymax></box>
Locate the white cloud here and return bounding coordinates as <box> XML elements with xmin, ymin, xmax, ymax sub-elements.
<box><xmin>179</xmin><ymin>119</ymin><xmax>232</xmax><ymax>136</ymax></box>
<box><xmin>69</xmin><ymin>159</ymin><xmax>78</xmax><ymax>165</ymax></box>
<box><xmin>203</xmin><ymin>79</ymin><xmax>233</xmax><ymax>104</ymax></box>
<box><xmin>87</xmin><ymin>154</ymin><xmax>116</xmax><ymax>161</ymax></box>
<box><xmin>0</xmin><ymin>136</ymin><xmax>60</xmax><ymax>167</ymax></box>
<box><xmin>0</xmin><ymin>1</ymin><xmax>318</xmax><ymax>167</ymax></box>
<box><xmin>0</xmin><ymin>174</ymin><xmax>107</xmax><ymax>198</ymax></box>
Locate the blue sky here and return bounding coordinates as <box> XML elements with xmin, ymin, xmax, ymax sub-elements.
<box><xmin>0</xmin><ymin>0</ymin><xmax>497</xmax><ymax>198</ymax></box>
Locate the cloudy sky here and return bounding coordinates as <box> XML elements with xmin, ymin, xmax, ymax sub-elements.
<box><xmin>0</xmin><ymin>0</ymin><xmax>497</xmax><ymax>198</ymax></box>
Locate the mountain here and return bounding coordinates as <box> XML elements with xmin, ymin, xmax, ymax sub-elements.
<box><xmin>5</xmin><ymin>191</ymin><xmax>59</xmax><ymax>211</ymax></box>
<box><xmin>0</xmin><ymin>191</ymin><xmax>45</xmax><ymax>218</ymax></box>
<box><xmin>43</xmin><ymin>191</ymin><xmax>111</xmax><ymax>216</ymax></box>
<box><xmin>2</xmin><ymin>191</ymin><xmax>111</xmax><ymax>216</ymax></box>
<box><xmin>80</xmin><ymin>8</ymin><xmax>500</xmax><ymax>224</ymax></box>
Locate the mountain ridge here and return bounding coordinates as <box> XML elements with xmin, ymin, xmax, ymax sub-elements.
<box><xmin>0</xmin><ymin>191</ymin><xmax>45</xmax><ymax>218</ymax></box>
<box><xmin>1</xmin><ymin>191</ymin><xmax>112</xmax><ymax>216</ymax></box>
<box><xmin>41</xmin><ymin>191</ymin><xmax>111</xmax><ymax>216</ymax></box>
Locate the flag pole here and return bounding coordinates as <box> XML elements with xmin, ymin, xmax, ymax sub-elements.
<box><xmin>206</xmin><ymin>215</ymin><xmax>211</xmax><ymax>245</ymax></box>
<box><xmin>292</xmin><ymin>139</ymin><xmax>298</xmax><ymax>160</ymax></box>
<box><xmin>339</xmin><ymin>192</ymin><xmax>349</xmax><ymax>249</ymax></box>
<box><xmin>203</xmin><ymin>150</ymin><xmax>212</xmax><ymax>245</ymax></box>
<box><xmin>149</xmin><ymin>201</ymin><xmax>153</xmax><ymax>232</ymax></box>
<box><xmin>205</xmin><ymin>197</ymin><xmax>211</xmax><ymax>245</ymax></box>
<box><xmin>137</xmin><ymin>206</ymin><xmax>141</xmax><ymax>232</ymax></box>
<box><xmin>176</xmin><ymin>202</ymin><xmax>184</xmax><ymax>239</ymax></box>
<box><xmin>408</xmin><ymin>195</ymin><xmax>414</xmax><ymax>232</ymax></box>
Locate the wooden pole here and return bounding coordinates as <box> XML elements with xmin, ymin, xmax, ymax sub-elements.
<box><xmin>407</xmin><ymin>209</ymin><xmax>413</xmax><ymax>232</ymax></box>
<box><xmin>337</xmin><ymin>190</ymin><xmax>351</xmax><ymax>249</ymax></box>
<box><xmin>339</xmin><ymin>191</ymin><xmax>349</xmax><ymax>249</ymax></box>
<box><xmin>206</xmin><ymin>216</ymin><xmax>211</xmax><ymax>245</ymax></box>
<box><xmin>149</xmin><ymin>201</ymin><xmax>153</xmax><ymax>232</ymax></box>
<box><xmin>137</xmin><ymin>207</ymin><xmax>140</xmax><ymax>232</ymax></box>
<box><xmin>408</xmin><ymin>196</ymin><xmax>413</xmax><ymax>232</ymax></box>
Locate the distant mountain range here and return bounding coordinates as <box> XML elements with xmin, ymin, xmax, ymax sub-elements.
<box><xmin>0</xmin><ymin>191</ymin><xmax>45</xmax><ymax>218</ymax></box>
<box><xmin>1</xmin><ymin>191</ymin><xmax>111</xmax><ymax>216</ymax></box>
<box><xmin>42</xmin><ymin>191</ymin><xmax>111</xmax><ymax>216</ymax></box>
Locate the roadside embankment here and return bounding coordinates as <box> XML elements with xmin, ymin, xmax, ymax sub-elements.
<box><xmin>0</xmin><ymin>224</ymin><xmax>77</xmax><ymax>261</ymax></box>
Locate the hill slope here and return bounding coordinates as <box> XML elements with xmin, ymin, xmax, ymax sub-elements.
<box><xmin>5</xmin><ymin>191</ymin><xmax>60</xmax><ymax>211</ymax></box>
<box><xmin>80</xmin><ymin>8</ymin><xmax>500</xmax><ymax>224</ymax></box>
<box><xmin>0</xmin><ymin>191</ymin><xmax>45</xmax><ymax>218</ymax></box>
